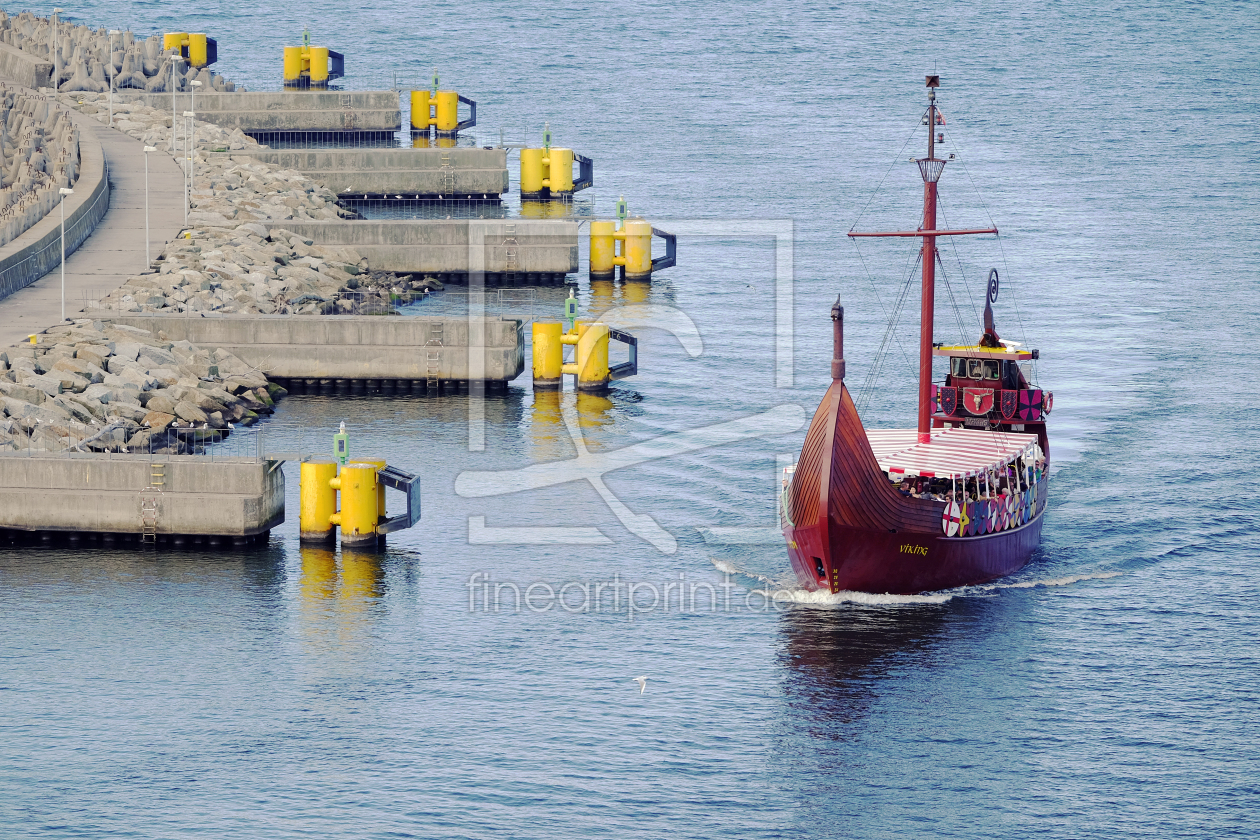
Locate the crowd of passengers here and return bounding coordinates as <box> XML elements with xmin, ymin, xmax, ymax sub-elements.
<box><xmin>890</xmin><ymin>455</ymin><xmax>1046</xmax><ymax>502</ymax></box>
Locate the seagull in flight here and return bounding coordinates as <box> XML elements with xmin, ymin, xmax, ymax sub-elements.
<box><xmin>632</xmin><ymin>676</ymin><xmax>648</xmax><ymax>694</ymax></box>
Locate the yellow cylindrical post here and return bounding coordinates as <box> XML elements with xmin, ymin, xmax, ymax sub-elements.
<box><xmin>351</xmin><ymin>458</ymin><xmax>388</xmax><ymax>524</ymax></box>
<box><xmin>283</xmin><ymin>46</ymin><xmax>304</xmax><ymax>86</ymax></box>
<box><xmin>308</xmin><ymin>47</ymin><xmax>330</xmax><ymax>86</ymax></box>
<box><xmin>623</xmin><ymin>218</ymin><xmax>654</xmax><ymax>282</ymax></box>
<box><xmin>549</xmin><ymin>148</ymin><xmax>575</xmax><ymax>193</ymax></box>
<box><xmin>590</xmin><ymin>220</ymin><xmax>616</xmax><ymax>281</ymax></box>
<box><xmin>577</xmin><ymin>322</ymin><xmax>610</xmax><ymax>392</ymax></box>
<box><xmin>299</xmin><ymin>457</ymin><xmax>339</xmax><ymax>542</ymax></box>
<box><xmin>520</xmin><ymin>148</ymin><xmax>545</xmax><ymax>197</ymax></box>
<box><xmin>330</xmin><ymin>463</ymin><xmax>378</xmax><ymax>547</ymax></box>
<box><xmin>532</xmin><ymin>322</ymin><xmax>564</xmax><ymax>389</ymax></box>
<box><xmin>410</xmin><ymin>90</ymin><xmax>432</xmax><ymax>131</ymax></box>
<box><xmin>164</xmin><ymin>33</ymin><xmax>187</xmax><ymax>52</ymax></box>
<box><xmin>188</xmin><ymin>33</ymin><xmax>208</xmax><ymax>67</ymax></box>
<box><xmin>434</xmin><ymin>91</ymin><xmax>459</xmax><ymax>132</ymax></box>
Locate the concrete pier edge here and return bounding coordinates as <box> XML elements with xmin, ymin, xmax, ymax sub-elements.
<box><xmin>0</xmin><ymin>100</ymin><xmax>109</xmax><ymax>301</ymax></box>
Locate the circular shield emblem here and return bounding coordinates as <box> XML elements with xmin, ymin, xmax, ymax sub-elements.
<box><xmin>988</xmin><ymin>268</ymin><xmax>1000</xmax><ymax>303</ymax></box>
<box><xmin>961</xmin><ymin>502</ymin><xmax>973</xmax><ymax>536</ymax></box>
<box><xmin>987</xmin><ymin>501</ymin><xmax>999</xmax><ymax>533</ymax></box>
<box><xmin>942</xmin><ymin>501</ymin><xmax>961</xmax><ymax>536</ymax></box>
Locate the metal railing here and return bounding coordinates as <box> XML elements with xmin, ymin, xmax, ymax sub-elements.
<box><xmin>0</xmin><ymin>173</ymin><xmax>109</xmax><ymax>301</ymax></box>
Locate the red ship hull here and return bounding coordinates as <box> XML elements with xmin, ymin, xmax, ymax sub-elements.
<box><xmin>781</xmin><ymin>380</ymin><xmax>1047</xmax><ymax>595</ymax></box>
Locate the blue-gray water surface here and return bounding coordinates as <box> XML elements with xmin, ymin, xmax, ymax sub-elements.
<box><xmin>2</xmin><ymin>1</ymin><xmax>1258</xmax><ymax>837</ymax></box>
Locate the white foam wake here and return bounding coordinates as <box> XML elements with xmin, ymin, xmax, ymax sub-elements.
<box><xmin>975</xmin><ymin>570</ymin><xmax>1124</xmax><ymax>591</ymax></box>
<box><xmin>709</xmin><ymin>559</ymin><xmax>1123</xmax><ymax>608</ymax></box>
<box><xmin>752</xmin><ymin>587</ymin><xmax>956</xmax><ymax>607</ymax></box>
<box><xmin>709</xmin><ymin>558</ymin><xmax>956</xmax><ymax>607</ymax></box>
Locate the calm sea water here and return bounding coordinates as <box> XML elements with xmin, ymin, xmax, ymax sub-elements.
<box><xmin>2</xmin><ymin>1</ymin><xmax>1258</xmax><ymax>837</ymax></box>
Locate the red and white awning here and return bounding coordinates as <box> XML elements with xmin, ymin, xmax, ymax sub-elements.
<box><xmin>870</xmin><ymin>426</ymin><xmax>1040</xmax><ymax>480</ymax></box>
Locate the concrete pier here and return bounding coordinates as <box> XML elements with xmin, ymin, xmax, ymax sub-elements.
<box><xmin>229</xmin><ymin>147</ymin><xmax>509</xmax><ymax>199</ymax></box>
<box><xmin>0</xmin><ymin>42</ymin><xmax>50</xmax><ymax>90</ymax></box>
<box><xmin>0</xmin><ymin>104</ymin><xmax>186</xmax><ymax>347</ymax></box>
<box><xmin>0</xmin><ymin>453</ymin><xmax>284</xmax><ymax>538</ymax></box>
<box><xmin>262</xmin><ymin>220</ymin><xmax>579</xmax><ymax>280</ymax></box>
<box><xmin>101</xmin><ymin>314</ymin><xmax>526</xmax><ymax>384</ymax></box>
<box><xmin>122</xmin><ymin>90</ymin><xmax>401</xmax><ymax>137</ymax></box>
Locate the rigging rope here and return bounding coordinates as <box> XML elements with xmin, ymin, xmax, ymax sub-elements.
<box><xmin>856</xmin><ymin>250</ymin><xmax>921</xmax><ymax>415</ymax></box>
<box><xmin>848</xmin><ymin>109</ymin><xmax>928</xmax><ymax>235</ymax></box>
<box><xmin>944</xmin><ymin>134</ymin><xmax>1038</xmax><ymax>384</ymax></box>
<box><xmin>933</xmin><ymin>249</ymin><xmax>970</xmax><ymax>346</ymax></box>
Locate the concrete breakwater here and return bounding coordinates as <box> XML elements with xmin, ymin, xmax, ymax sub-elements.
<box><xmin>57</xmin><ymin>94</ymin><xmax>427</xmax><ymax>314</ymax></box>
<box><xmin>0</xmin><ymin>84</ymin><xmax>80</xmax><ymax>247</ymax></box>
<box><xmin>0</xmin><ymin>318</ymin><xmax>285</xmax><ymax>454</ymax></box>
<box><xmin>0</xmin><ymin>10</ymin><xmax>235</xmax><ymax>93</ymax></box>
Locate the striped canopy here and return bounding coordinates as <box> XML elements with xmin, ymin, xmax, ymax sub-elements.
<box><xmin>867</xmin><ymin>427</ymin><xmax>1039</xmax><ymax>480</ymax></box>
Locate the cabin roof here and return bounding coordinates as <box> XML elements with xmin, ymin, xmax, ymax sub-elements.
<box><xmin>932</xmin><ymin>344</ymin><xmax>1033</xmax><ymax>361</ymax></box>
<box><xmin>868</xmin><ymin>426</ymin><xmax>1040</xmax><ymax>480</ymax></box>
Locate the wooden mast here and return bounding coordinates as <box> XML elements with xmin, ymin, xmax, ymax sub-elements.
<box><xmin>848</xmin><ymin>75</ymin><xmax>997</xmax><ymax>443</ymax></box>
<box><xmin>919</xmin><ymin>78</ymin><xmax>940</xmax><ymax>444</ymax></box>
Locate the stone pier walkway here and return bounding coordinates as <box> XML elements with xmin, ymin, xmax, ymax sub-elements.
<box><xmin>0</xmin><ymin>107</ymin><xmax>186</xmax><ymax>348</ymax></box>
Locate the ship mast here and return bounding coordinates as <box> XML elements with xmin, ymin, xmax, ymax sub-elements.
<box><xmin>848</xmin><ymin>75</ymin><xmax>997</xmax><ymax>444</ymax></box>
<box><xmin>919</xmin><ymin>79</ymin><xmax>941</xmax><ymax>444</ymax></box>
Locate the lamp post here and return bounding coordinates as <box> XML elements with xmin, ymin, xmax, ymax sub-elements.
<box><xmin>59</xmin><ymin>186</ymin><xmax>74</xmax><ymax>321</ymax></box>
<box><xmin>51</xmin><ymin>9</ymin><xmax>62</xmax><ymax>93</ymax></box>
<box><xmin>107</xmin><ymin>30</ymin><xmax>120</xmax><ymax>127</ymax></box>
<box><xmin>143</xmin><ymin>145</ymin><xmax>155</xmax><ymax>265</ymax></box>
<box><xmin>182</xmin><ymin>110</ymin><xmax>194</xmax><ymax>222</ymax></box>
<box><xmin>170</xmin><ymin>54</ymin><xmax>182</xmax><ymax>151</ymax></box>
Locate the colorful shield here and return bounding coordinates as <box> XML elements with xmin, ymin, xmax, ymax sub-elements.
<box><xmin>987</xmin><ymin>501</ymin><xmax>999</xmax><ymax>533</ymax></box>
<box><xmin>942</xmin><ymin>501</ymin><xmax>961</xmax><ymax>536</ymax></box>
<box><xmin>940</xmin><ymin>386</ymin><xmax>958</xmax><ymax>417</ymax></box>
<box><xmin>1018</xmin><ymin>389</ymin><xmax>1044</xmax><ymax>421</ymax></box>
<box><xmin>960</xmin><ymin>502</ymin><xmax>972</xmax><ymax>536</ymax></box>
<box><xmin>1000</xmin><ymin>389</ymin><xmax>1018</xmax><ymax>419</ymax></box>
<box><xmin>963</xmin><ymin>388</ymin><xmax>995</xmax><ymax>416</ymax></box>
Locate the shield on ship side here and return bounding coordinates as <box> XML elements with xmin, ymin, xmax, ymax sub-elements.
<box><xmin>1018</xmin><ymin>389</ymin><xmax>1044</xmax><ymax>420</ymax></box>
<box><xmin>1000</xmin><ymin>389</ymin><xmax>1018</xmax><ymax>419</ymax></box>
<box><xmin>963</xmin><ymin>388</ymin><xmax>994</xmax><ymax>416</ymax></box>
<box><xmin>940</xmin><ymin>386</ymin><xmax>958</xmax><ymax>416</ymax></box>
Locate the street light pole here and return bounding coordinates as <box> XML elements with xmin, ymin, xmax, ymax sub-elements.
<box><xmin>59</xmin><ymin>187</ymin><xmax>74</xmax><ymax>321</ymax></box>
<box><xmin>187</xmin><ymin>80</ymin><xmax>201</xmax><ymax>222</ymax></box>
<box><xmin>51</xmin><ymin>8</ymin><xmax>61</xmax><ymax>93</ymax></box>
<box><xmin>182</xmin><ymin>110</ymin><xmax>194</xmax><ymax>223</ymax></box>
<box><xmin>143</xmin><ymin>145</ymin><xmax>155</xmax><ymax>266</ymax></box>
<box><xmin>108</xmin><ymin>30</ymin><xmax>120</xmax><ymax>127</ymax></box>
<box><xmin>170</xmin><ymin>55</ymin><xmax>182</xmax><ymax>152</ymax></box>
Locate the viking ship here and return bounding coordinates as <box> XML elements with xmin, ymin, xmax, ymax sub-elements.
<box><xmin>780</xmin><ymin>76</ymin><xmax>1052</xmax><ymax>595</ymax></box>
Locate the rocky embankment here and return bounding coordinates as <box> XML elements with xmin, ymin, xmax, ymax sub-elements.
<box><xmin>0</xmin><ymin>83</ymin><xmax>80</xmax><ymax>246</ymax></box>
<box><xmin>0</xmin><ymin>319</ymin><xmax>284</xmax><ymax>454</ymax></box>
<box><xmin>62</xmin><ymin>94</ymin><xmax>438</xmax><ymax>315</ymax></box>
<box><xmin>0</xmin><ymin>10</ymin><xmax>235</xmax><ymax>93</ymax></box>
